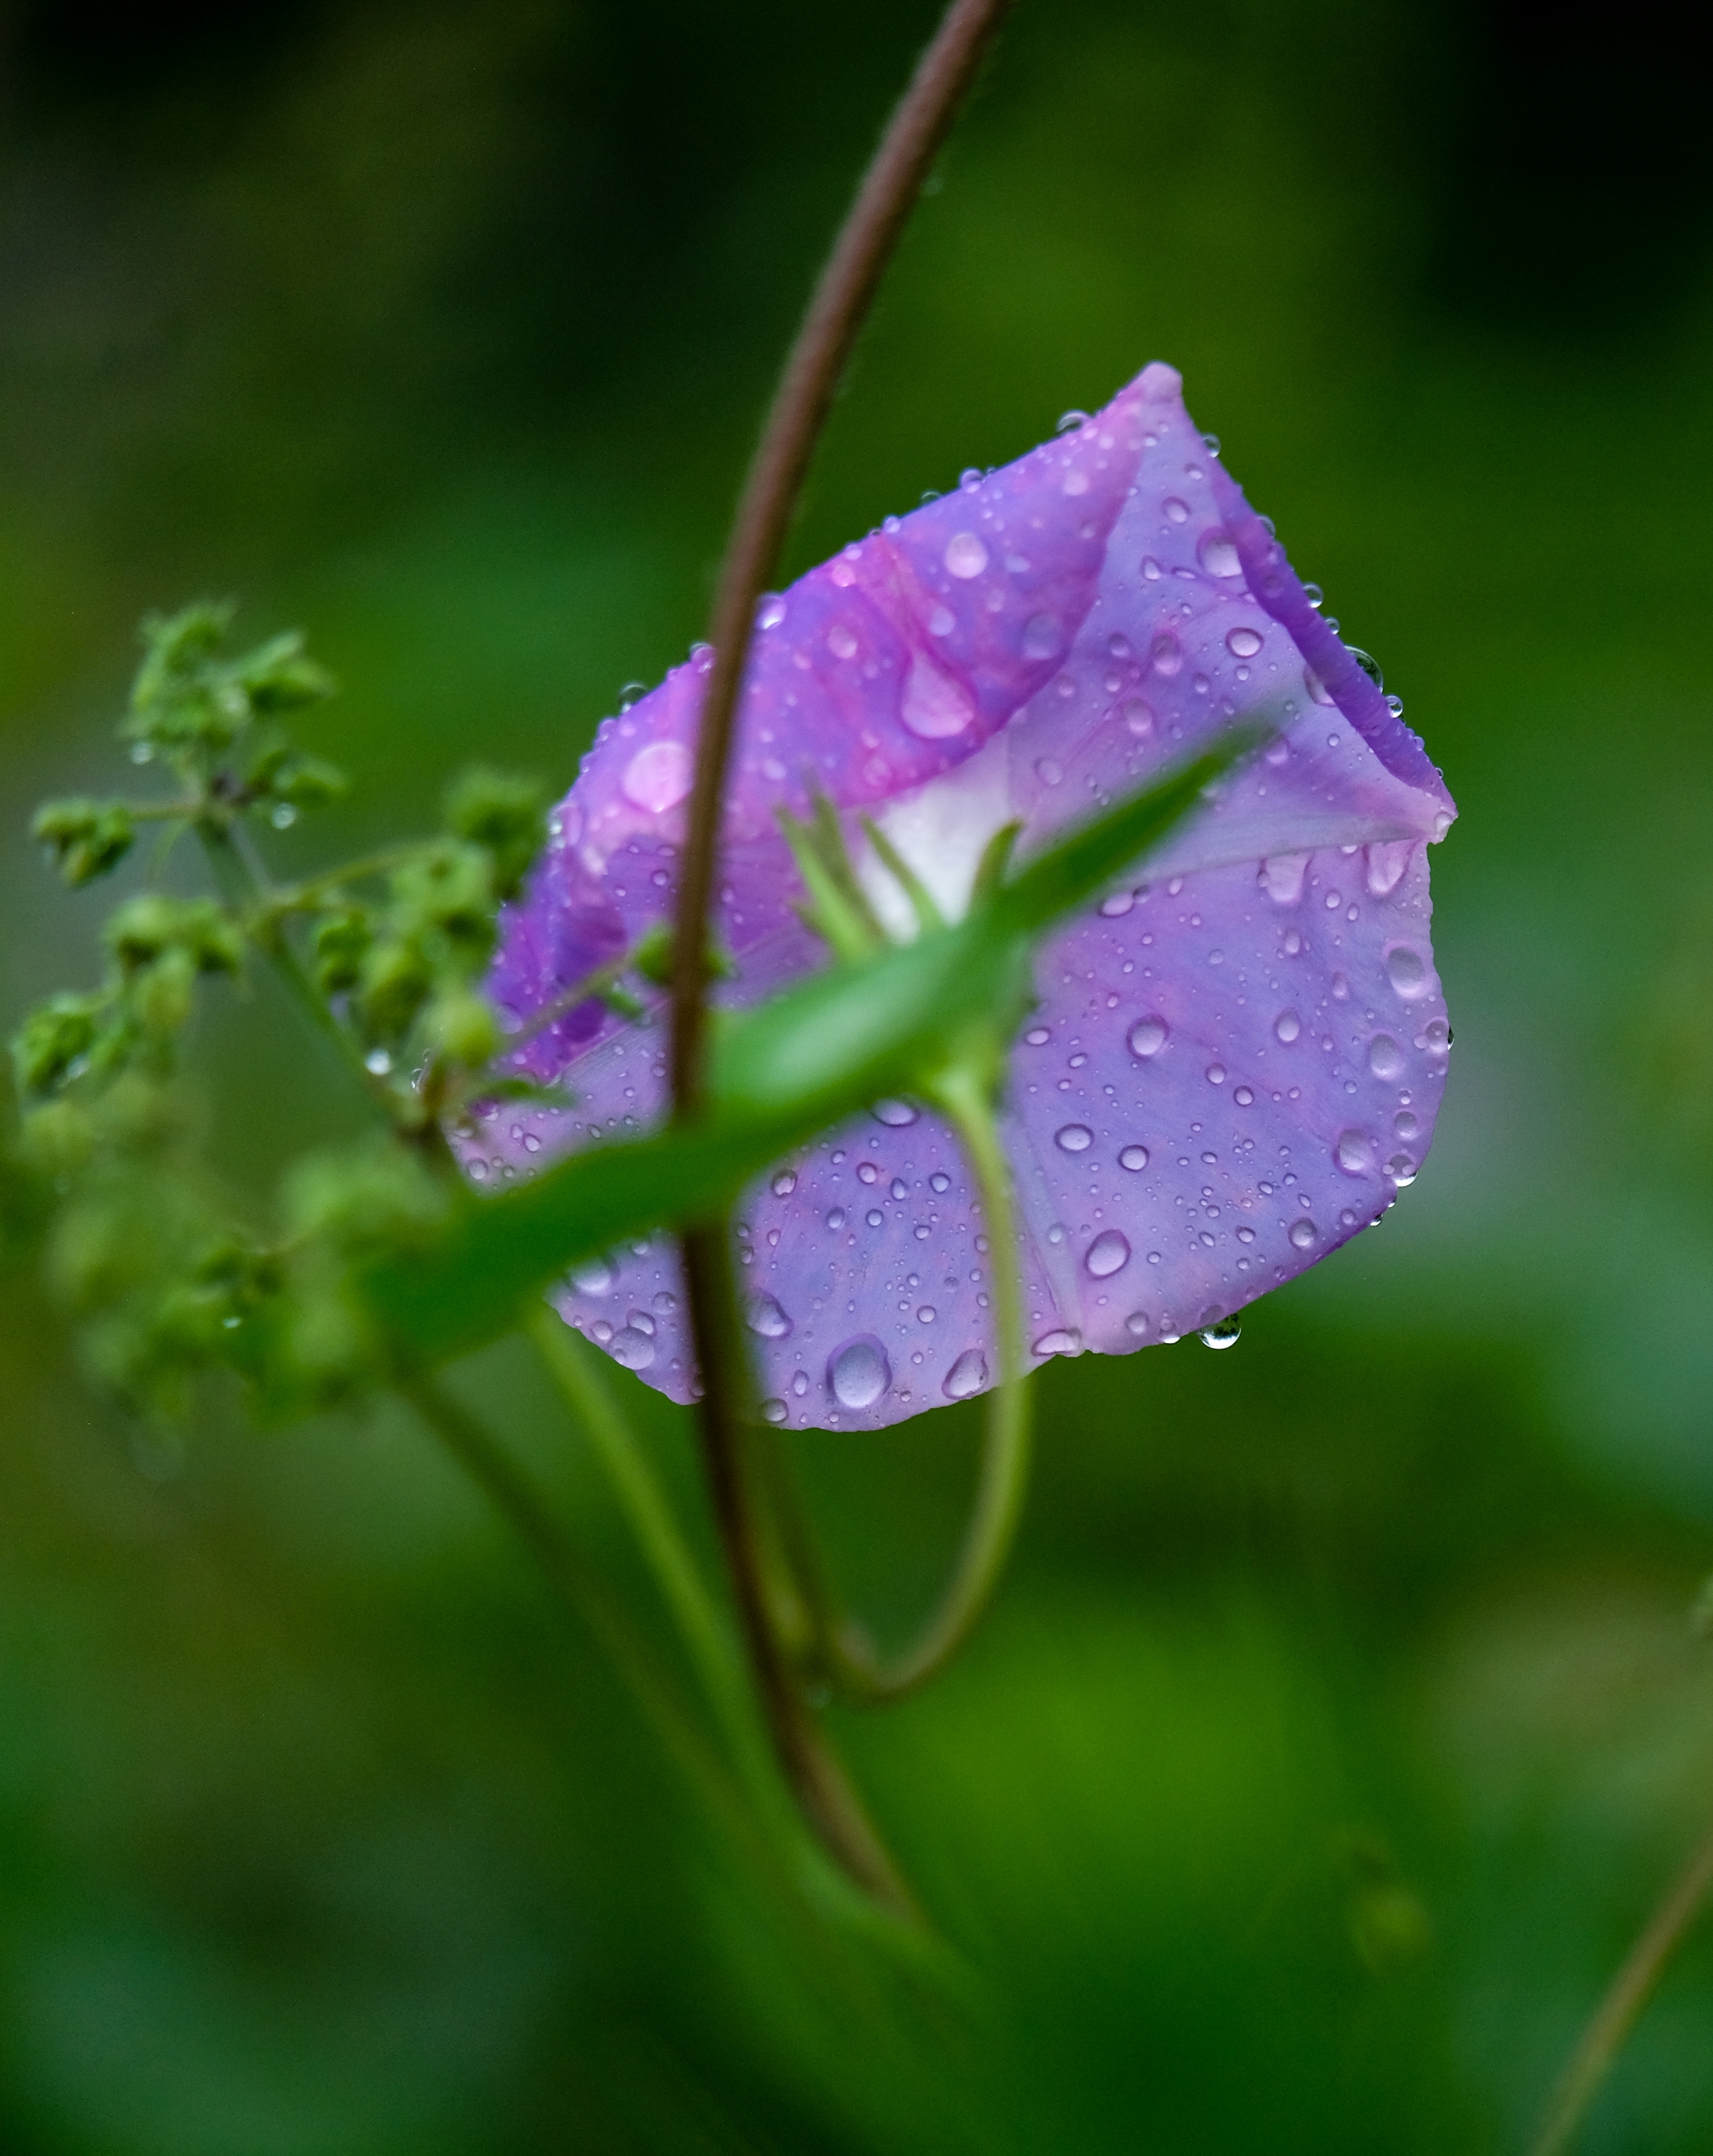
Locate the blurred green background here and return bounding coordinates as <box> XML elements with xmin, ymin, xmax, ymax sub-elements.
<box><xmin>6</xmin><ymin>0</ymin><xmax>1713</xmax><ymax>2146</ymax></box>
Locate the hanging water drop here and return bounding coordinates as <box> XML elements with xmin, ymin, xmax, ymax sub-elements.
<box><xmin>828</xmin><ymin>1336</ymin><xmax>891</xmax><ymax>1410</ymax></box>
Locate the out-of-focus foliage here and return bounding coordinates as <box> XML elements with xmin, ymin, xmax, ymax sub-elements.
<box><xmin>6</xmin><ymin>2</ymin><xmax>1713</xmax><ymax>2152</ymax></box>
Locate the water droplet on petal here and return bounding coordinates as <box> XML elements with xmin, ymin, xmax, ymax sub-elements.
<box><xmin>1274</xmin><ymin>1010</ymin><xmax>1301</xmax><ymax>1044</ymax></box>
<box><xmin>757</xmin><ymin>594</ymin><xmax>786</xmax><ymax>630</ymax></box>
<box><xmin>1304</xmin><ymin>666</ymin><xmax>1335</xmax><ymax>708</ymax></box>
<box><xmin>1022</xmin><ymin>614</ymin><xmax>1062</xmax><ymax>661</ymax></box>
<box><xmin>871</xmin><ymin>1098</ymin><xmax>919</xmax><ymax>1127</ymax></box>
<box><xmin>1385</xmin><ymin>946</ymin><xmax>1429</xmax><ymax>999</ymax></box>
<box><xmin>1121</xmin><ymin>696</ymin><xmax>1156</xmax><ymax>737</ymax></box>
<box><xmin>1033</xmin><ymin>1328</ymin><xmax>1083</xmax><ymax>1356</ymax></box>
<box><xmin>828</xmin><ymin>1336</ymin><xmax>891</xmax><ymax>1410</ymax></box>
<box><xmin>771</xmin><ymin>1169</ymin><xmax>797</xmax><ymax>1197</ymax></box>
<box><xmin>1346</xmin><ymin>646</ymin><xmax>1383</xmax><ymax>689</ymax></box>
<box><xmin>1289</xmin><ymin>1219</ymin><xmax>1317</xmax><ymax>1249</ymax></box>
<box><xmin>1366</xmin><ymin>840</ymin><xmax>1413</xmax><ymax>897</ymax></box>
<box><xmin>944</xmin><ymin>531</ymin><xmax>989</xmax><ymax>579</ymax></box>
<box><xmin>1124</xmin><ymin>1311</ymin><xmax>1150</xmax><ymax>1337</ymax></box>
<box><xmin>622</xmin><ymin>739</ymin><xmax>694</xmax><ymax>815</ymax></box>
<box><xmin>1205</xmin><ymin>1064</ymin><xmax>1226</xmax><ymax>1085</ymax></box>
<box><xmin>1163</xmin><ymin>497</ymin><xmax>1189</xmax><ymax>524</ymax></box>
<box><xmin>1199</xmin><ymin>1318</ymin><xmax>1241</xmax><ymax>1350</ymax></box>
<box><xmin>761</xmin><ymin>1398</ymin><xmax>788</xmax><ymax>1423</ymax></box>
<box><xmin>943</xmin><ymin>1348</ymin><xmax>987</xmax><ymax>1398</ymax></box>
<box><xmin>1085</xmin><ymin>1229</ymin><xmax>1131</xmax><ymax>1278</ymax></box>
<box><xmin>1055</xmin><ymin>1123</ymin><xmax>1094</xmax><ymax>1153</ymax></box>
<box><xmin>1099</xmin><ymin>890</ymin><xmax>1132</xmax><ymax>918</ymax></box>
<box><xmin>1335</xmin><ymin>1128</ymin><xmax>1375</xmax><ymax>1176</ymax></box>
<box><xmin>1260</xmin><ymin>854</ymin><xmax>1309</xmax><ymax>906</ymax></box>
<box><xmin>1034</xmin><ymin>757</ymin><xmax>1063</xmax><ymax>785</ymax></box>
<box><xmin>1387</xmin><ymin>1153</ymin><xmax>1418</xmax><ymax>1187</ymax></box>
<box><xmin>1225</xmin><ymin>624</ymin><xmax>1263</xmax><ymax>658</ymax></box>
<box><xmin>571</xmin><ymin>1258</ymin><xmax>615</xmax><ymax>1295</ymax></box>
<box><xmin>1129</xmin><ymin>1016</ymin><xmax>1169</xmax><ymax>1059</ymax></box>
<box><xmin>1233</xmin><ymin>1086</ymin><xmax>1255</xmax><ymax>1107</ymax></box>
<box><xmin>1140</xmin><ymin>555</ymin><xmax>1162</xmax><ymax>581</ymax></box>
<box><xmin>900</xmin><ymin>651</ymin><xmax>975</xmax><ymax>738</ymax></box>
<box><xmin>610</xmin><ymin>1325</ymin><xmax>657</xmax><ymax>1370</ymax></box>
<box><xmin>1368</xmin><ymin>1034</ymin><xmax>1404</xmax><ymax>1080</ymax></box>
<box><xmin>1150</xmin><ymin>634</ymin><xmax>1184</xmax><ymax>677</ymax></box>
<box><xmin>930</xmin><ymin>1171</ymin><xmax>951</xmax><ymax>1193</ymax></box>
<box><xmin>826</xmin><ymin>1207</ymin><xmax>846</xmax><ymax>1230</ymax></box>
<box><xmin>745</xmin><ymin>1292</ymin><xmax>792</xmax><ymax>1339</ymax></box>
<box><xmin>1198</xmin><ymin>531</ymin><xmax>1241</xmax><ymax>577</ymax></box>
<box><xmin>827</xmin><ymin>623</ymin><xmax>858</xmax><ymax>659</ymax></box>
<box><xmin>1120</xmin><ymin>1145</ymin><xmax>1149</xmax><ymax>1171</ymax></box>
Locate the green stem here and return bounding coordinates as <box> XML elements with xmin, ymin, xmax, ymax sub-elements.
<box><xmin>776</xmin><ymin>1057</ymin><xmax>1032</xmax><ymax>1705</ymax></box>
<box><xmin>1529</xmin><ymin>1809</ymin><xmax>1713</xmax><ymax>2156</ymax></box>
<box><xmin>195</xmin><ymin>815</ymin><xmax>385</xmax><ymax>1111</ymax></box>
<box><xmin>263</xmin><ymin>841</ymin><xmax>427</xmax><ymax>916</ymax></box>
<box><xmin>526</xmin><ymin>1308</ymin><xmax>757</xmax><ymax>1764</ymax></box>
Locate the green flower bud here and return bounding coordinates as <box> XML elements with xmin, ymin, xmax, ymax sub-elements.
<box><xmin>105</xmin><ymin>894</ymin><xmax>241</xmax><ymax>977</ymax></box>
<box><xmin>269</xmin><ymin>754</ymin><xmax>348</xmax><ymax>809</ymax></box>
<box><xmin>443</xmin><ymin>767</ymin><xmax>546</xmax><ymax>902</ymax></box>
<box><xmin>31</xmin><ymin>797</ymin><xmax>136</xmax><ymax>886</ymax></box>
<box><xmin>389</xmin><ymin>845</ymin><xmax>496</xmax><ymax>969</ymax></box>
<box><xmin>357</xmin><ymin>938</ymin><xmax>434</xmax><ymax>1042</ymax></box>
<box><xmin>20</xmin><ymin>1099</ymin><xmax>96</xmax><ymax>1176</ymax></box>
<box><xmin>424</xmin><ymin>990</ymin><xmax>500</xmax><ymax>1068</ymax></box>
<box><xmin>314</xmin><ymin>909</ymin><xmax>373</xmax><ymax>995</ymax></box>
<box><xmin>11</xmin><ymin>994</ymin><xmax>102</xmax><ymax>1095</ymax></box>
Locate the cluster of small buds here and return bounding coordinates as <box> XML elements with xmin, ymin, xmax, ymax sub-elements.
<box><xmin>5</xmin><ymin>601</ymin><xmax>553</xmax><ymax>1422</ymax></box>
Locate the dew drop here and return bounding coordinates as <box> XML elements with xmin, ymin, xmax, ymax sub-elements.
<box><xmin>827</xmin><ymin>623</ymin><xmax>858</xmax><ymax>659</ymax></box>
<box><xmin>365</xmin><ymin>1048</ymin><xmax>393</xmax><ymax>1076</ymax></box>
<box><xmin>1124</xmin><ymin>1312</ymin><xmax>1150</xmax><ymax>1337</ymax></box>
<box><xmin>1121</xmin><ymin>696</ymin><xmax>1156</xmax><ymax>737</ymax></box>
<box><xmin>1289</xmin><ymin>1219</ymin><xmax>1317</xmax><ymax>1249</ymax></box>
<box><xmin>1025</xmin><ymin>1026</ymin><xmax>1051</xmax><ymax>1046</ymax></box>
<box><xmin>621</xmin><ymin>739</ymin><xmax>693</xmax><ymax>815</ymax></box>
<box><xmin>1394</xmin><ymin>1111</ymin><xmax>1420</xmax><ymax>1141</ymax></box>
<box><xmin>1335</xmin><ymin>1128</ymin><xmax>1374</xmax><ymax>1176</ymax></box>
<box><xmin>872</xmin><ymin>1098</ymin><xmax>920</xmax><ymax>1127</ymax></box>
<box><xmin>1259</xmin><ymin>854</ymin><xmax>1309</xmax><ymax>906</ymax></box>
<box><xmin>570</xmin><ymin>1258</ymin><xmax>615</xmax><ymax>1295</ymax></box>
<box><xmin>1198</xmin><ymin>531</ymin><xmax>1241</xmax><ymax>577</ymax></box>
<box><xmin>745</xmin><ymin>1292</ymin><xmax>792</xmax><ymax>1339</ymax></box>
<box><xmin>944</xmin><ymin>531</ymin><xmax>989</xmax><ymax>579</ymax></box>
<box><xmin>1022</xmin><ymin>614</ymin><xmax>1062</xmax><ymax>661</ymax></box>
<box><xmin>1274</xmin><ymin>1010</ymin><xmax>1301</xmax><ymax>1044</ymax></box>
<box><xmin>943</xmin><ymin>1348</ymin><xmax>987</xmax><ymax>1398</ymax></box>
<box><xmin>1199</xmin><ymin>1318</ymin><xmax>1241</xmax><ymax>1350</ymax></box>
<box><xmin>1421</xmin><ymin>1016</ymin><xmax>1450</xmax><ymax>1053</ymax></box>
<box><xmin>1385</xmin><ymin>946</ymin><xmax>1429</xmax><ymax>999</ymax></box>
<box><xmin>930</xmin><ymin>1171</ymin><xmax>952</xmax><ymax>1193</ymax></box>
<box><xmin>1346</xmin><ymin>646</ymin><xmax>1383</xmax><ymax>689</ymax></box>
<box><xmin>1129</xmin><ymin>1016</ymin><xmax>1169</xmax><ymax>1059</ymax></box>
<box><xmin>1150</xmin><ymin>634</ymin><xmax>1184</xmax><ymax>677</ymax></box>
<box><xmin>1140</xmin><ymin>555</ymin><xmax>1162</xmax><ymax>581</ymax></box>
<box><xmin>1055</xmin><ymin>1123</ymin><xmax>1094</xmax><ymax>1153</ymax></box>
<box><xmin>1085</xmin><ymin>1229</ymin><xmax>1132</xmax><ymax>1278</ymax></box>
<box><xmin>1120</xmin><ymin>1145</ymin><xmax>1149</xmax><ymax>1171</ymax></box>
<box><xmin>1368</xmin><ymin>1034</ymin><xmax>1405</xmax><ymax>1080</ymax></box>
<box><xmin>1387</xmin><ymin>1153</ymin><xmax>1418</xmax><ymax>1187</ymax></box>
<box><xmin>1304</xmin><ymin>666</ymin><xmax>1335</xmax><ymax>708</ymax></box>
<box><xmin>928</xmin><ymin>604</ymin><xmax>956</xmax><ymax>635</ymax></box>
<box><xmin>1205</xmin><ymin>1064</ymin><xmax>1226</xmax><ymax>1086</ymax></box>
<box><xmin>1163</xmin><ymin>497</ymin><xmax>1189</xmax><ymax>524</ymax></box>
<box><xmin>1034</xmin><ymin>756</ymin><xmax>1063</xmax><ymax>785</ymax></box>
<box><xmin>828</xmin><ymin>1336</ymin><xmax>891</xmax><ymax>1410</ymax></box>
<box><xmin>826</xmin><ymin>1207</ymin><xmax>846</xmax><ymax>1230</ymax></box>
<box><xmin>609</xmin><ymin>1325</ymin><xmax>657</xmax><ymax>1371</ymax></box>
<box><xmin>1233</xmin><ymin>1086</ymin><xmax>1255</xmax><ymax>1107</ymax></box>
<box><xmin>1366</xmin><ymin>840</ymin><xmax>1413</xmax><ymax>898</ymax></box>
<box><xmin>1033</xmin><ymin>1328</ymin><xmax>1083</xmax><ymax>1356</ymax></box>
<box><xmin>900</xmin><ymin>651</ymin><xmax>975</xmax><ymax>738</ymax></box>
<box><xmin>1225</xmin><ymin>624</ymin><xmax>1263</xmax><ymax>658</ymax></box>
<box><xmin>771</xmin><ymin>1169</ymin><xmax>798</xmax><ymax>1197</ymax></box>
<box><xmin>865</xmin><ymin>1210</ymin><xmax>883</xmax><ymax>1228</ymax></box>
<box><xmin>757</xmin><ymin>594</ymin><xmax>786</xmax><ymax>630</ymax></box>
<box><xmin>1099</xmin><ymin>890</ymin><xmax>1132</xmax><ymax>918</ymax></box>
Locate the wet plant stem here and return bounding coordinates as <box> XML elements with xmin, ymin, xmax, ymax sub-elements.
<box><xmin>681</xmin><ymin>1222</ymin><xmax>918</xmax><ymax>1917</ymax></box>
<box><xmin>1528</xmin><ymin>1809</ymin><xmax>1713</xmax><ymax>2156</ymax></box>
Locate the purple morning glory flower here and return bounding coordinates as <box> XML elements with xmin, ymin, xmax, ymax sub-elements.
<box><xmin>458</xmin><ymin>363</ymin><xmax>1456</xmax><ymax>1429</ymax></box>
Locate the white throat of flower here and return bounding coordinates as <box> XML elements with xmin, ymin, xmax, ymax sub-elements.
<box><xmin>856</xmin><ymin>731</ymin><xmax>1014</xmax><ymax>940</ymax></box>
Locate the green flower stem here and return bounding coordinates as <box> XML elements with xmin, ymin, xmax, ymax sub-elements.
<box><xmin>1529</xmin><ymin>1809</ymin><xmax>1713</xmax><ymax>2156</ymax></box>
<box><xmin>762</xmin><ymin>1054</ymin><xmax>1033</xmax><ymax>1705</ymax></box>
<box><xmin>526</xmin><ymin>1307</ymin><xmax>758</xmax><ymax>1766</ymax></box>
<box><xmin>263</xmin><ymin>842</ymin><xmax>429</xmax><ymax>915</ymax></box>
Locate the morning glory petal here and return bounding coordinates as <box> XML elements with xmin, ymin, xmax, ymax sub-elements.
<box><xmin>458</xmin><ymin>363</ymin><xmax>1455</xmax><ymax>1427</ymax></box>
